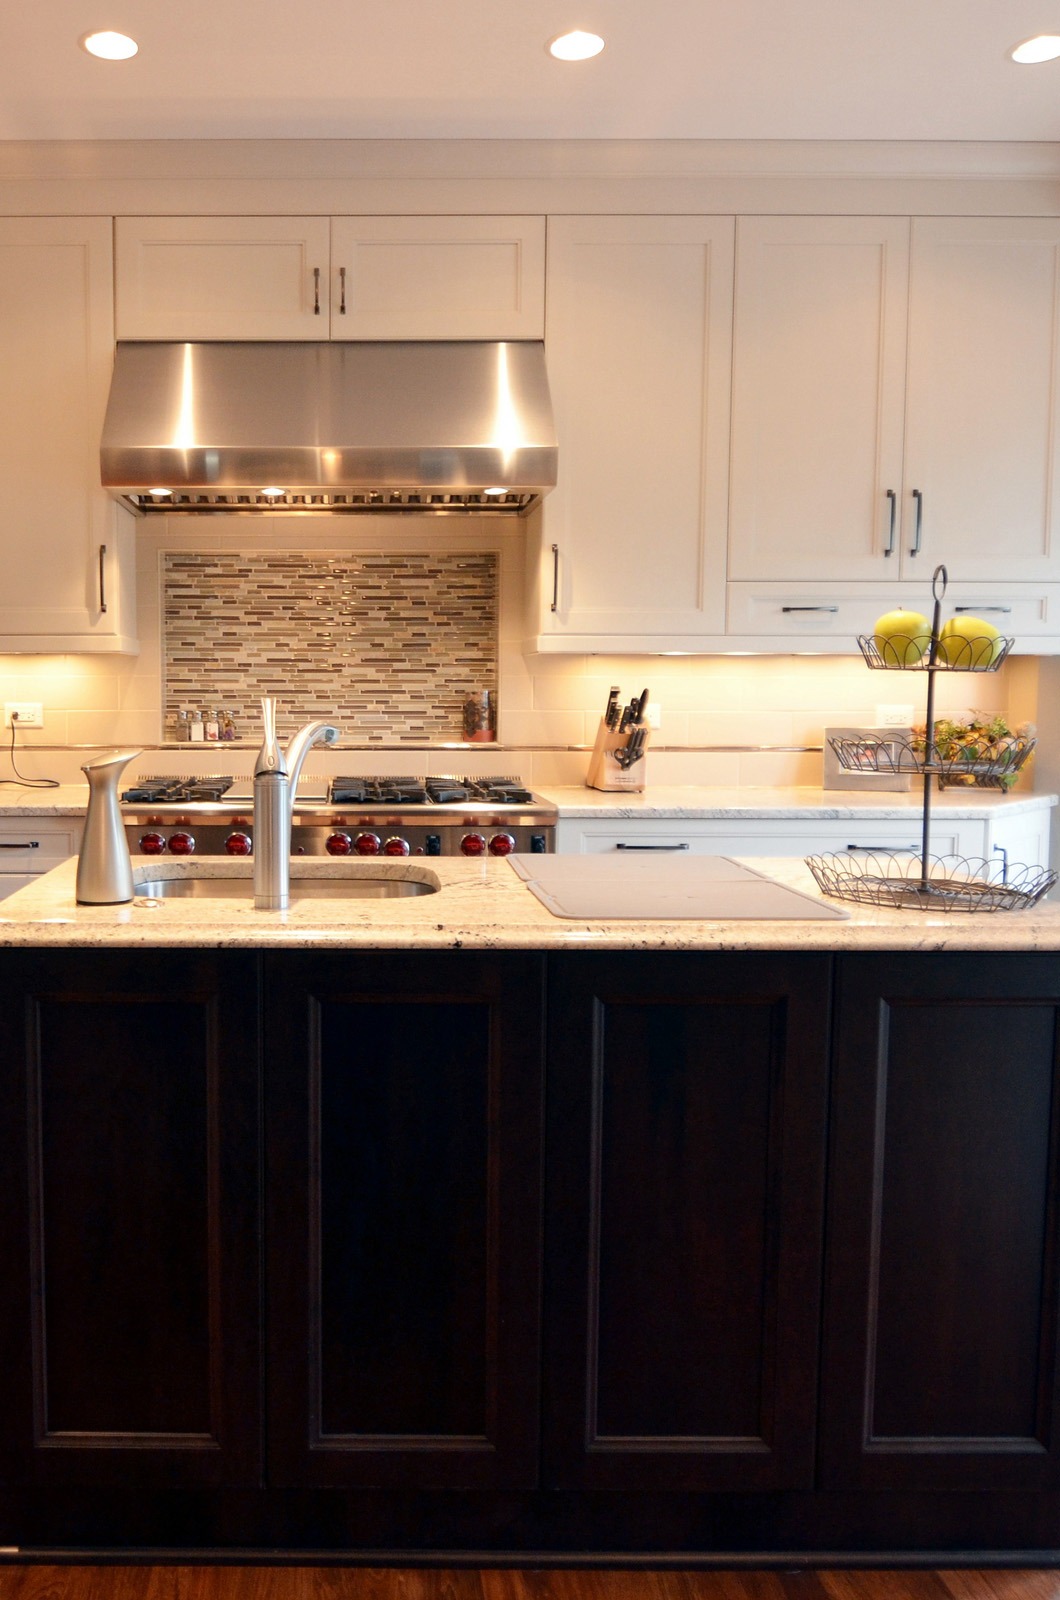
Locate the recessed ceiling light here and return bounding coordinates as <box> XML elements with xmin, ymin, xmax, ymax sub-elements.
<box><xmin>81</xmin><ymin>29</ymin><xmax>138</xmax><ymax>60</ymax></box>
<box><xmin>549</xmin><ymin>30</ymin><xmax>605</xmax><ymax>61</ymax></box>
<box><xmin>1009</xmin><ymin>34</ymin><xmax>1060</xmax><ymax>63</ymax></box>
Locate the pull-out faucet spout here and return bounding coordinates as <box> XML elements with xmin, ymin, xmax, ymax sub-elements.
<box><xmin>253</xmin><ymin>698</ymin><xmax>340</xmax><ymax>910</ymax></box>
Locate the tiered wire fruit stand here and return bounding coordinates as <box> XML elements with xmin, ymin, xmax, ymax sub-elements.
<box><xmin>806</xmin><ymin>564</ymin><xmax>1058</xmax><ymax>912</ymax></box>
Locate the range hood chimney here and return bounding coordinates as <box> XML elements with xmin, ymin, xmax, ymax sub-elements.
<box><xmin>100</xmin><ymin>340</ymin><xmax>558</xmax><ymax>515</ymax></box>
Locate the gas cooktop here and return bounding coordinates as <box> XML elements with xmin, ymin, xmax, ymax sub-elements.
<box><xmin>122</xmin><ymin>773</ymin><xmax>540</xmax><ymax>807</ymax></box>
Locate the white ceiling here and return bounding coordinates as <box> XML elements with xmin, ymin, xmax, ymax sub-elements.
<box><xmin>1</xmin><ymin>0</ymin><xmax>1059</xmax><ymax>143</ymax></box>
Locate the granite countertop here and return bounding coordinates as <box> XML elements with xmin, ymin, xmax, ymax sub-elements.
<box><xmin>0</xmin><ymin>783</ymin><xmax>1056</xmax><ymax>820</ymax></box>
<box><xmin>3</xmin><ymin>852</ymin><xmax>1060</xmax><ymax>952</ymax></box>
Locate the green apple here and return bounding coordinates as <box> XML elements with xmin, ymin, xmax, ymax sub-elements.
<box><xmin>871</xmin><ymin>608</ymin><xmax>931</xmax><ymax>666</ymax></box>
<box><xmin>936</xmin><ymin>614</ymin><xmax>1003</xmax><ymax>669</ymax></box>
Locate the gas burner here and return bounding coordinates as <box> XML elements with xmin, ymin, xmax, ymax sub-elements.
<box><xmin>329</xmin><ymin>776</ymin><xmax>429</xmax><ymax>805</ymax></box>
<box><xmin>121</xmin><ymin>774</ymin><xmax>234</xmax><ymax>803</ymax></box>
<box><xmin>425</xmin><ymin>778</ymin><xmax>473</xmax><ymax>804</ymax></box>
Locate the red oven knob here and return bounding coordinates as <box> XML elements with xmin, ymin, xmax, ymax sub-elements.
<box><xmin>354</xmin><ymin>832</ymin><xmax>381</xmax><ymax>856</ymax></box>
<box><xmin>488</xmin><ymin>832</ymin><xmax>516</xmax><ymax>857</ymax></box>
<box><xmin>225</xmin><ymin>831</ymin><xmax>253</xmax><ymax>856</ymax></box>
<box><xmin>326</xmin><ymin>831</ymin><xmax>353</xmax><ymax>856</ymax></box>
<box><xmin>383</xmin><ymin>836</ymin><xmax>410</xmax><ymax>857</ymax></box>
<box><xmin>138</xmin><ymin>831</ymin><xmax>166</xmax><ymax>856</ymax></box>
<box><xmin>461</xmin><ymin>832</ymin><xmax>487</xmax><ymax>857</ymax></box>
<box><xmin>168</xmin><ymin>830</ymin><xmax>196</xmax><ymax>856</ymax></box>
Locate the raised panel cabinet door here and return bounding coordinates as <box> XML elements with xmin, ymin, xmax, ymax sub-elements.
<box><xmin>544</xmin><ymin>951</ymin><xmax>831</xmax><ymax>1491</ymax></box>
<box><xmin>0</xmin><ymin>950</ymin><xmax>262</xmax><ymax>1490</ymax></box>
<box><xmin>115</xmin><ymin>216</ymin><xmax>331</xmax><ymax>339</ymax></box>
<box><xmin>531</xmin><ymin>215</ymin><xmax>734</xmax><ymax>649</ymax></box>
<box><xmin>820</xmin><ymin>952</ymin><xmax>1060</xmax><ymax>1492</ymax></box>
<box><xmin>329</xmin><ymin>216</ymin><xmax>545</xmax><ymax>339</ymax></box>
<box><xmin>263</xmin><ymin>950</ymin><xmax>545</xmax><ymax>1490</ymax></box>
<box><xmin>902</xmin><ymin>218</ymin><xmax>1060</xmax><ymax>584</ymax></box>
<box><xmin>728</xmin><ymin>216</ymin><xmax>910</xmax><ymax>583</ymax></box>
<box><xmin>0</xmin><ymin>217</ymin><xmax>137</xmax><ymax>653</ymax></box>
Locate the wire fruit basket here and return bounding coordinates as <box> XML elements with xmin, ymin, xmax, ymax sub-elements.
<box><xmin>806</xmin><ymin>565</ymin><xmax>1057</xmax><ymax>912</ymax></box>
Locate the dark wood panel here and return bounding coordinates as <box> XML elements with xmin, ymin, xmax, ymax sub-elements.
<box><xmin>263</xmin><ymin>950</ymin><xmax>545</xmax><ymax>1490</ymax></box>
<box><xmin>0</xmin><ymin>949</ymin><xmax>262</xmax><ymax>1489</ymax></box>
<box><xmin>543</xmin><ymin>951</ymin><xmax>831</xmax><ymax>1491</ymax></box>
<box><xmin>820</xmin><ymin>952</ymin><xmax>1060</xmax><ymax>1492</ymax></box>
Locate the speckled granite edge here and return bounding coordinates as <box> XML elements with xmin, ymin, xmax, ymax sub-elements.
<box><xmin>3</xmin><ymin>854</ymin><xmax>1060</xmax><ymax>953</ymax></box>
<box><xmin>534</xmin><ymin>785</ymin><xmax>1060</xmax><ymax>820</ymax></box>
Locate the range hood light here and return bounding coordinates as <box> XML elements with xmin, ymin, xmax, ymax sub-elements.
<box><xmin>149</xmin><ymin>487</ymin><xmax>172</xmax><ymax>497</ymax></box>
<box><xmin>260</xmin><ymin>487</ymin><xmax>285</xmax><ymax>499</ymax></box>
<box><xmin>81</xmin><ymin>29</ymin><xmax>139</xmax><ymax>59</ymax></box>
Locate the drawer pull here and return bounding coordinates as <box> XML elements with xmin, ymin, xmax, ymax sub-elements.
<box><xmin>0</xmin><ymin>839</ymin><xmax>39</xmax><ymax>849</ymax></box>
<box><xmin>615</xmin><ymin>842</ymin><xmax>690</xmax><ymax>851</ymax></box>
<box><xmin>781</xmin><ymin>605</ymin><xmax>839</xmax><ymax>614</ymax></box>
<box><xmin>845</xmin><ymin>843</ymin><xmax>917</xmax><ymax>852</ymax></box>
<box><xmin>955</xmin><ymin>605</ymin><xmax>1012</xmax><ymax>615</ymax></box>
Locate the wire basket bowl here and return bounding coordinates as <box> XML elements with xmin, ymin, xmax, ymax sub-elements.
<box><xmin>805</xmin><ymin>851</ymin><xmax>1057</xmax><ymax>913</ymax></box>
<box><xmin>827</xmin><ymin>732</ymin><xmax>1036</xmax><ymax>791</ymax></box>
<box><xmin>856</xmin><ymin>633</ymin><xmax>1014</xmax><ymax>671</ymax></box>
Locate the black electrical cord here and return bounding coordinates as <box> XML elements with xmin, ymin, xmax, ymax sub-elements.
<box><xmin>0</xmin><ymin>714</ymin><xmax>60</xmax><ymax>788</ymax></box>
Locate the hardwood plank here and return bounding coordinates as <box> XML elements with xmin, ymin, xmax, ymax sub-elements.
<box><xmin>939</xmin><ymin>1573</ymin><xmax>1060</xmax><ymax>1600</ymax></box>
<box><xmin>820</xmin><ymin>1575</ymin><xmax>974</xmax><ymax>1600</ymax></box>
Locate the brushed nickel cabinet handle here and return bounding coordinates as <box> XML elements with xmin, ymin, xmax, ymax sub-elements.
<box><xmin>313</xmin><ymin>266</ymin><xmax>321</xmax><ymax>315</ymax></box>
<box><xmin>955</xmin><ymin>605</ymin><xmax>1012</xmax><ymax>614</ymax></box>
<box><xmin>550</xmin><ymin>543</ymin><xmax>559</xmax><ymax>612</ymax></box>
<box><xmin>0</xmin><ymin>840</ymin><xmax>39</xmax><ymax>849</ymax></box>
<box><xmin>884</xmin><ymin>488</ymin><xmax>897</xmax><ymax>556</ymax></box>
<box><xmin>615</xmin><ymin>842</ymin><xmax>690</xmax><ymax>851</ymax></box>
<box><xmin>339</xmin><ymin>266</ymin><xmax>347</xmax><ymax>315</ymax></box>
<box><xmin>910</xmin><ymin>488</ymin><xmax>923</xmax><ymax>556</ymax></box>
<box><xmin>781</xmin><ymin>605</ymin><xmax>839</xmax><ymax>614</ymax></box>
<box><xmin>98</xmin><ymin>543</ymin><xmax>107</xmax><ymax>614</ymax></box>
<box><xmin>846</xmin><ymin>843</ymin><xmax>918</xmax><ymax>852</ymax></box>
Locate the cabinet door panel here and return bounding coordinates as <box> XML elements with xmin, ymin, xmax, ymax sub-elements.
<box><xmin>0</xmin><ymin>951</ymin><xmax>261</xmax><ymax>1489</ymax></box>
<box><xmin>904</xmin><ymin>218</ymin><xmax>1060</xmax><ymax>582</ymax></box>
<box><xmin>533</xmin><ymin>216</ymin><xmax>733</xmax><ymax>646</ymax></box>
<box><xmin>330</xmin><ymin>216</ymin><xmax>544</xmax><ymax>339</ymax></box>
<box><xmin>728</xmin><ymin>217</ymin><xmax>909</xmax><ymax>583</ymax></box>
<box><xmin>264</xmin><ymin>951</ymin><xmax>544</xmax><ymax>1490</ymax></box>
<box><xmin>821</xmin><ymin>953</ymin><xmax>1060</xmax><ymax>1491</ymax></box>
<box><xmin>115</xmin><ymin>216</ymin><xmax>330</xmax><ymax>339</ymax></box>
<box><xmin>544</xmin><ymin>951</ymin><xmax>830</xmax><ymax>1491</ymax></box>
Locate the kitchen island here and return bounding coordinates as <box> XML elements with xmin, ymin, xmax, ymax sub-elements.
<box><xmin>2</xmin><ymin>855</ymin><xmax>1060</xmax><ymax>1564</ymax></box>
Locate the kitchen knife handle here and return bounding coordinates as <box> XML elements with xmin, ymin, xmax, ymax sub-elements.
<box><xmin>550</xmin><ymin>544</ymin><xmax>559</xmax><ymax>613</ymax></box>
<box><xmin>910</xmin><ymin>488</ymin><xmax>923</xmax><ymax>556</ymax></box>
<box><xmin>616</xmin><ymin>842</ymin><xmax>690</xmax><ymax>851</ymax></box>
<box><xmin>339</xmin><ymin>266</ymin><xmax>347</xmax><ymax>315</ymax></box>
<box><xmin>98</xmin><ymin>543</ymin><xmax>107</xmax><ymax>614</ymax></box>
<box><xmin>313</xmin><ymin>267</ymin><xmax>321</xmax><ymax>315</ymax></box>
<box><xmin>884</xmin><ymin>488</ymin><xmax>897</xmax><ymax>556</ymax></box>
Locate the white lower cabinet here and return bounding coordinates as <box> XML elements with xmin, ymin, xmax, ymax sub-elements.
<box><xmin>555</xmin><ymin>808</ymin><xmax>1053</xmax><ymax>871</ymax></box>
<box><xmin>0</xmin><ymin>817</ymin><xmax>82</xmax><ymax>900</ymax></box>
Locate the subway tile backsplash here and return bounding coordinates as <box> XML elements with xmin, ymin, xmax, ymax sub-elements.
<box><xmin>162</xmin><ymin>550</ymin><xmax>497</xmax><ymax>743</ymax></box>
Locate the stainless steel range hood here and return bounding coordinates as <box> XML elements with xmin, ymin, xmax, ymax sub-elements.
<box><xmin>100</xmin><ymin>340</ymin><xmax>558</xmax><ymax>515</ymax></box>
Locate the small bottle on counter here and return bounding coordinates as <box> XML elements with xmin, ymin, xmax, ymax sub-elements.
<box><xmin>173</xmin><ymin>708</ymin><xmax>190</xmax><ymax>743</ymax></box>
<box><xmin>219</xmin><ymin>708</ymin><xmax>237</xmax><ymax>741</ymax></box>
<box><xmin>204</xmin><ymin>708</ymin><xmax>220</xmax><ymax>742</ymax></box>
<box><xmin>188</xmin><ymin>709</ymin><xmax>205</xmax><ymax>743</ymax></box>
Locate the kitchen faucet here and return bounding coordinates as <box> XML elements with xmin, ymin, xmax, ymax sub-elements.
<box><xmin>253</xmin><ymin>698</ymin><xmax>340</xmax><ymax>910</ymax></box>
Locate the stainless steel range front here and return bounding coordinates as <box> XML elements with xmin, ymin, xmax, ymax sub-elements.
<box><xmin>121</xmin><ymin>774</ymin><xmax>557</xmax><ymax>859</ymax></box>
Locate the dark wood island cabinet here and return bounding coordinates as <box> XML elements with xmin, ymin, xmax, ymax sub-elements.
<box><xmin>2</xmin><ymin>944</ymin><xmax>1060</xmax><ymax>1562</ymax></box>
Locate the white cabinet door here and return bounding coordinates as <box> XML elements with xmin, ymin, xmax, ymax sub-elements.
<box><xmin>901</xmin><ymin>217</ymin><xmax>1060</xmax><ymax>585</ymax></box>
<box><xmin>555</xmin><ymin>817</ymin><xmax>969</xmax><ymax>858</ymax></box>
<box><xmin>728</xmin><ymin>216</ymin><xmax>910</xmax><ymax>584</ymax></box>
<box><xmin>530</xmin><ymin>215</ymin><xmax>734</xmax><ymax>651</ymax></box>
<box><xmin>329</xmin><ymin>216</ymin><xmax>544</xmax><ymax>340</ymax></box>
<box><xmin>0</xmin><ymin>218</ymin><xmax>137</xmax><ymax>653</ymax></box>
<box><xmin>115</xmin><ymin>216</ymin><xmax>331</xmax><ymax>339</ymax></box>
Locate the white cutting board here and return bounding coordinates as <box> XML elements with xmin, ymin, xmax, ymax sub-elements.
<box><xmin>508</xmin><ymin>853</ymin><xmax>848</xmax><ymax>921</ymax></box>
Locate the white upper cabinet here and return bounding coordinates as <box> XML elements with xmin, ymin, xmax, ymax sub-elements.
<box><xmin>329</xmin><ymin>216</ymin><xmax>544</xmax><ymax>339</ymax></box>
<box><xmin>115</xmin><ymin>215</ymin><xmax>545</xmax><ymax>341</ymax></box>
<box><xmin>529</xmin><ymin>215</ymin><xmax>734</xmax><ymax>651</ymax></box>
<box><xmin>728</xmin><ymin>217</ymin><xmax>910</xmax><ymax>584</ymax></box>
<box><xmin>0</xmin><ymin>217</ymin><xmax>137</xmax><ymax>654</ymax></box>
<box><xmin>902</xmin><ymin>217</ymin><xmax>1060</xmax><ymax>584</ymax></box>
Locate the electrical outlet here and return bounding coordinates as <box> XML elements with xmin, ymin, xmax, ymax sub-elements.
<box><xmin>875</xmin><ymin>703</ymin><xmax>916</xmax><ymax>728</ymax></box>
<box><xmin>4</xmin><ymin>702</ymin><xmax>44</xmax><ymax>729</ymax></box>
<box><xmin>645</xmin><ymin>702</ymin><xmax>662</xmax><ymax>730</ymax></box>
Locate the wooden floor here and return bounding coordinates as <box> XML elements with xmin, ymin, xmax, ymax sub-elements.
<box><xmin>2</xmin><ymin>1571</ymin><xmax>1060</xmax><ymax>1600</ymax></box>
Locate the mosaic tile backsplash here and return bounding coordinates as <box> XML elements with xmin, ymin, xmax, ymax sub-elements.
<box><xmin>163</xmin><ymin>551</ymin><xmax>498</xmax><ymax>743</ymax></box>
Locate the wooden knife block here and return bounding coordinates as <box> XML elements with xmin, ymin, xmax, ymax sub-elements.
<box><xmin>585</xmin><ymin>717</ymin><xmax>649</xmax><ymax>791</ymax></box>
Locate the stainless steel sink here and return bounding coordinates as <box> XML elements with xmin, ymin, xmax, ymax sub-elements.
<box><xmin>135</xmin><ymin>875</ymin><xmax>437</xmax><ymax>900</ymax></box>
